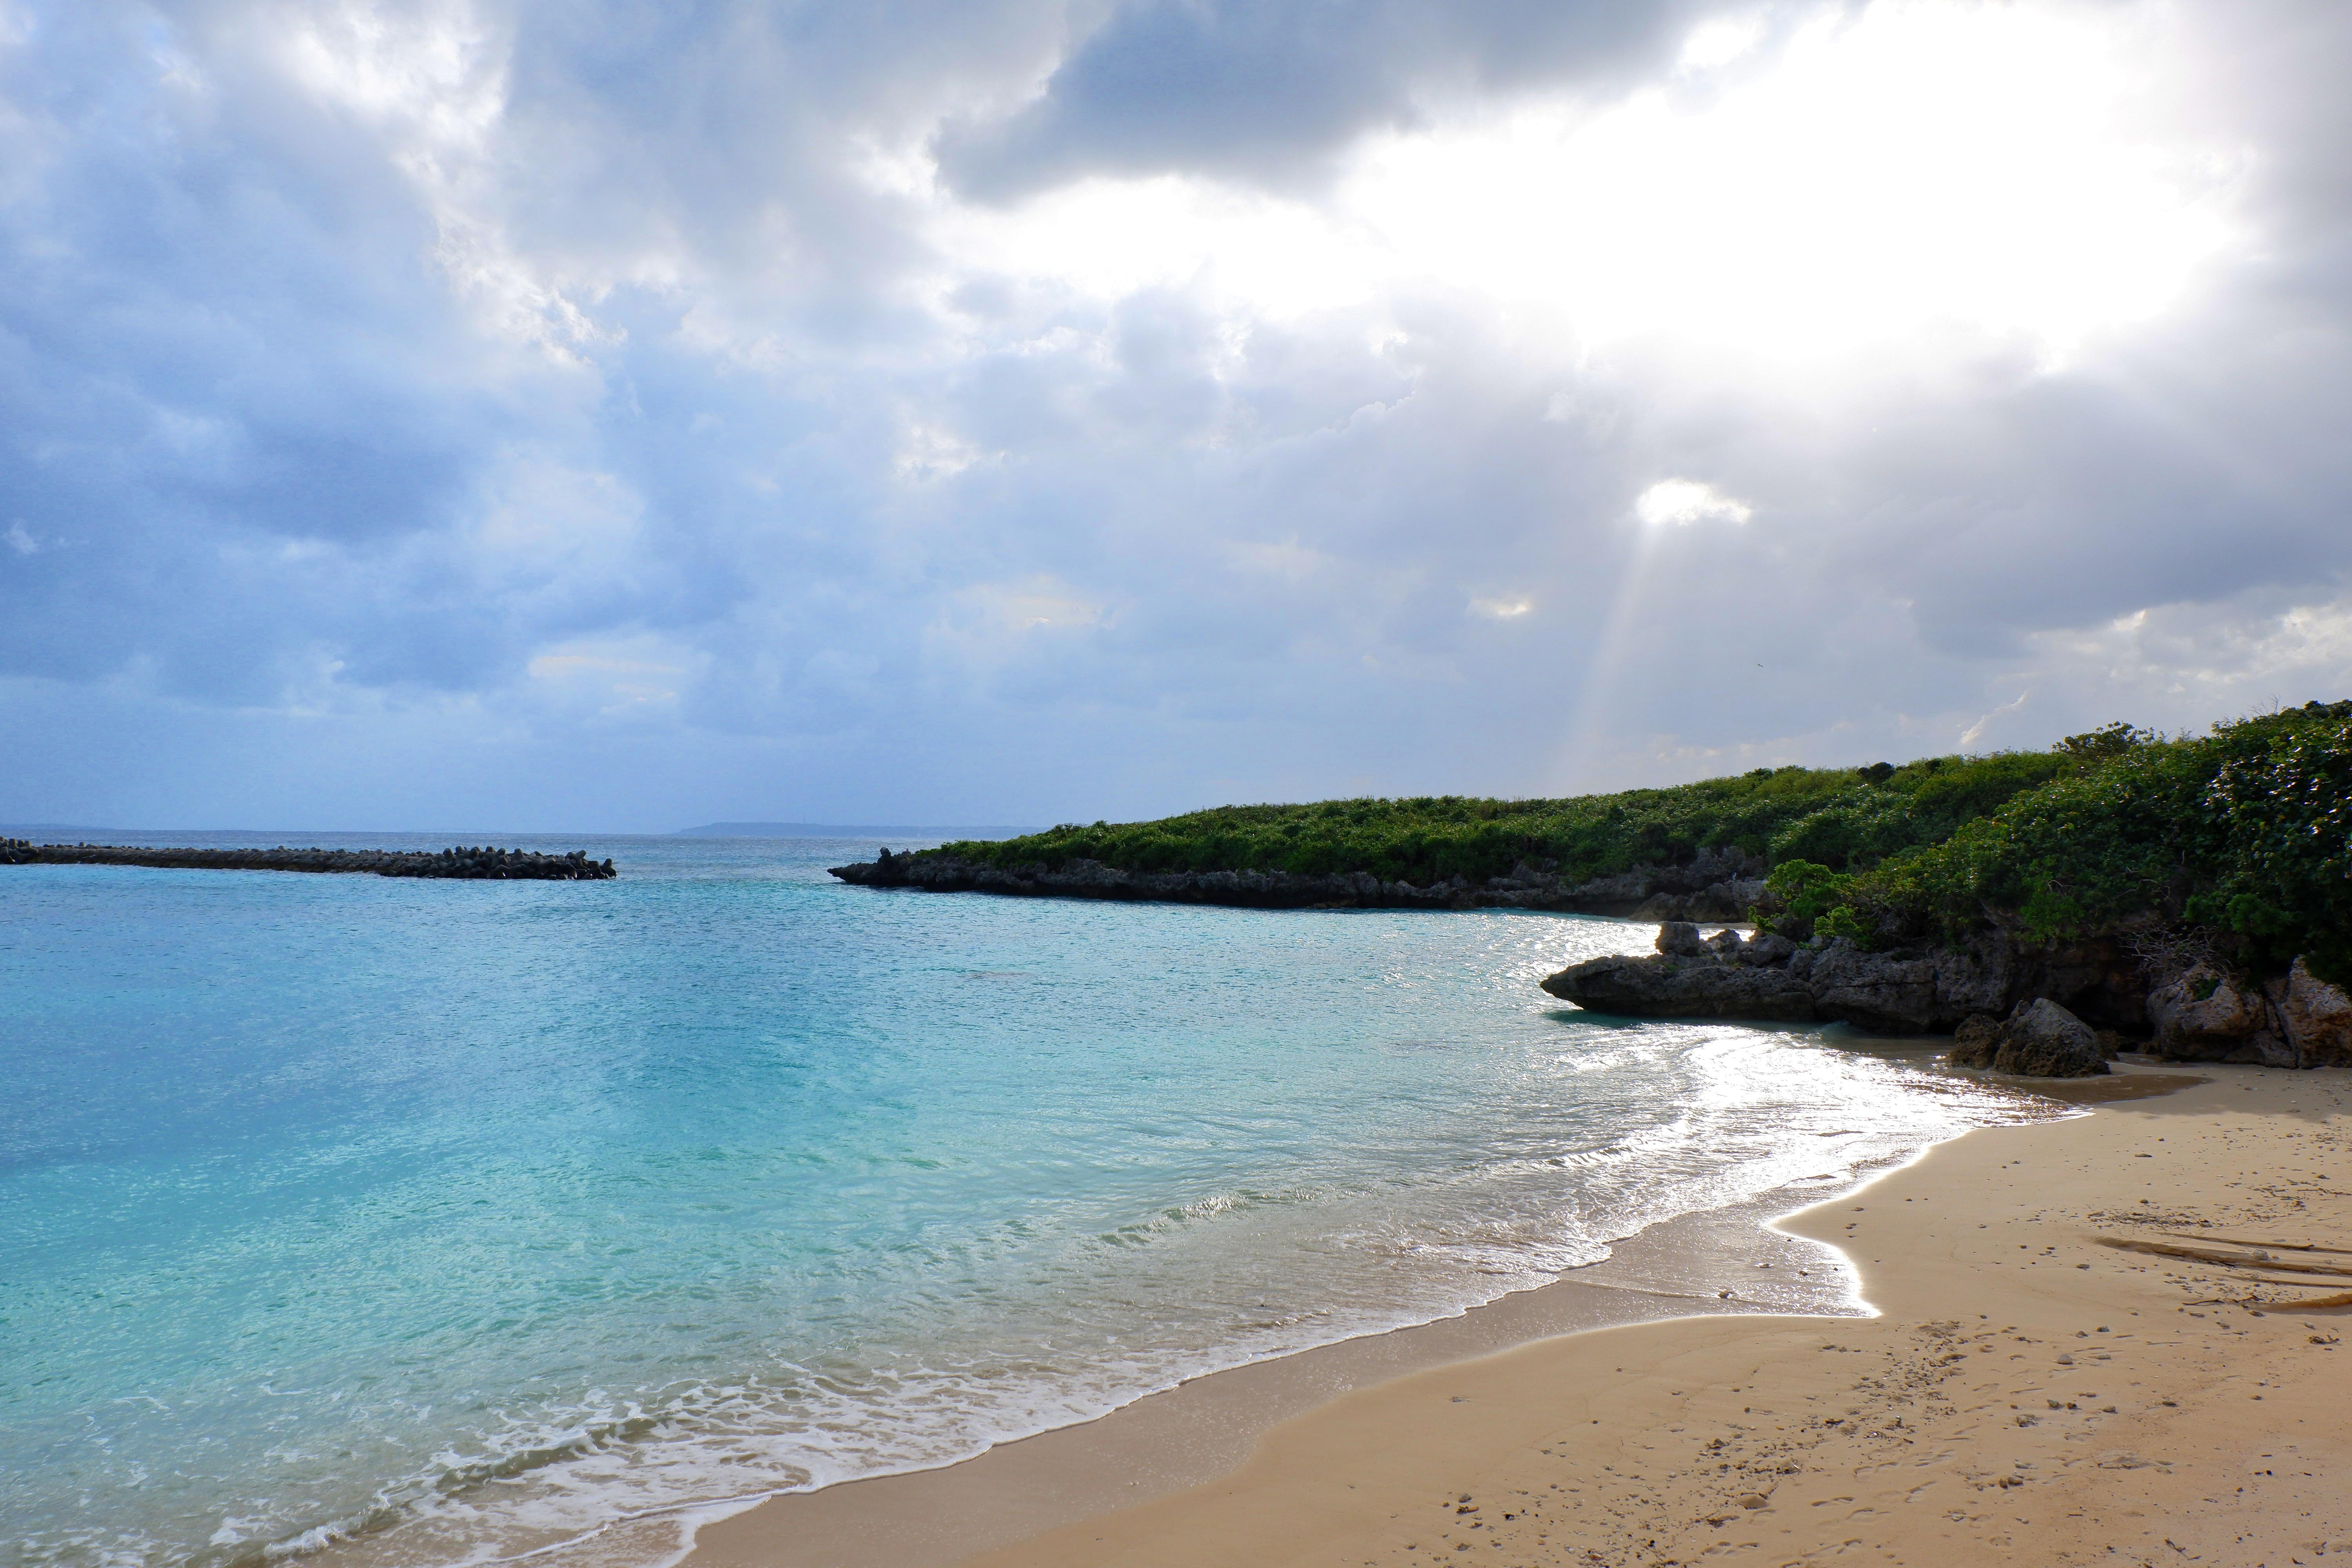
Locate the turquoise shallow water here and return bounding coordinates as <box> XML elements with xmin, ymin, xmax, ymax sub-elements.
<box><xmin>1</xmin><ymin>835</ymin><xmax>2035</xmax><ymax>1568</ymax></box>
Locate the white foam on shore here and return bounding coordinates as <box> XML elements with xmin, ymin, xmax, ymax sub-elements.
<box><xmin>294</xmin><ymin>1038</ymin><xmax>2061</xmax><ymax>1568</ymax></box>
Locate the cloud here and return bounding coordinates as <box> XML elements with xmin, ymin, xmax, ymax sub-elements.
<box><xmin>1959</xmin><ymin>691</ymin><xmax>2031</xmax><ymax>748</ymax></box>
<box><xmin>1635</xmin><ymin>479</ymin><xmax>1751</xmax><ymax>528</ymax></box>
<box><xmin>0</xmin><ymin>0</ymin><xmax>2349</xmax><ymax>830</ymax></box>
<box><xmin>2016</xmin><ymin>596</ymin><xmax>2352</xmax><ymax>728</ymax></box>
<box><xmin>935</xmin><ymin>0</ymin><xmax>1758</xmax><ymax>200</ymax></box>
<box><xmin>1470</xmin><ymin>596</ymin><xmax>1534</xmax><ymax>619</ymax></box>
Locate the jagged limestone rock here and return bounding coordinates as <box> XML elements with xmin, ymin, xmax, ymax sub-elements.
<box><xmin>1947</xmin><ymin>1002</ymin><xmax>2105</xmax><ymax>1076</ymax></box>
<box><xmin>1806</xmin><ymin>939</ymin><xmax>1942</xmax><ymax>1034</ymax></box>
<box><xmin>2269</xmin><ymin>958</ymin><xmax>2352</xmax><ymax>1068</ymax></box>
<box><xmin>1538</xmin><ymin>953</ymin><xmax>1816</xmax><ymax>1020</ymax></box>
<box><xmin>1985</xmin><ymin>998</ymin><xmax>2109</xmax><ymax>1077</ymax></box>
<box><xmin>1931</xmin><ymin>935</ymin><xmax>2016</xmax><ymax>1021</ymax></box>
<box><xmin>1655</xmin><ymin>921</ymin><xmax>1710</xmax><ymax>958</ymax></box>
<box><xmin>2147</xmin><ymin>964</ymin><xmax>2290</xmax><ymax>1065</ymax></box>
<box><xmin>1949</xmin><ymin>1014</ymin><xmax>2001</xmax><ymax>1067</ymax></box>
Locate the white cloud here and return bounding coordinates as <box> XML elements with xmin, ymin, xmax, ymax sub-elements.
<box><xmin>2019</xmin><ymin>596</ymin><xmax>2352</xmax><ymax>724</ymax></box>
<box><xmin>1635</xmin><ymin>479</ymin><xmax>1751</xmax><ymax>528</ymax></box>
<box><xmin>894</xmin><ymin>423</ymin><xmax>991</xmax><ymax>482</ymax></box>
<box><xmin>926</xmin><ymin>1</ymin><xmax>2238</xmax><ymax>375</ymax></box>
<box><xmin>1678</xmin><ymin>15</ymin><xmax>1764</xmax><ymax>72</ymax></box>
<box><xmin>1959</xmin><ymin>691</ymin><xmax>2031</xmax><ymax>746</ymax></box>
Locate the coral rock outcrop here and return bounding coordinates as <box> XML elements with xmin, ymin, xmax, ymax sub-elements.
<box><xmin>832</xmin><ymin>847</ymin><xmax>1769</xmax><ymax>916</ymax></box>
<box><xmin>2271</xmin><ymin>959</ymin><xmax>2352</xmax><ymax>1068</ymax></box>
<box><xmin>1946</xmin><ymin>998</ymin><xmax>2108</xmax><ymax>1078</ymax></box>
<box><xmin>1542</xmin><ymin>931</ymin><xmax>2022</xmax><ymax>1041</ymax></box>
<box><xmin>1542</xmin><ymin>918</ymin><xmax>2348</xmax><ymax>1074</ymax></box>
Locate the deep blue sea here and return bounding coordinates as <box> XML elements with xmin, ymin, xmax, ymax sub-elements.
<box><xmin>1</xmin><ymin>834</ymin><xmax>2041</xmax><ymax>1568</ymax></box>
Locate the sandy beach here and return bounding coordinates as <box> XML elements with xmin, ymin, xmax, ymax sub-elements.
<box><xmin>690</xmin><ymin>1061</ymin><xmax>2352</xmax><ymax>1568</ymax></box>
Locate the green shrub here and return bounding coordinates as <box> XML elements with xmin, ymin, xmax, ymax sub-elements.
<box><xmin>1817</xmin><ymin>904</ymin><xmax>1874</xmax><ymax>942</ymax></box>
<box><xmin>936</xmin><ymin>748</ymin><xmax>2095</xmax><ymax>891</ymax></box>
<box><xmin>1818</xmin><ymin>702</ymin><xmax>2352</xmax><ymax>980</ymax></box>
<box><xmin>919</xmin><ymin>700</ymin><xmax>2350</xmax><ymax>980</ymax></box>
<box><xmin>1760</xmin><ymin>859</ymin><xmax>1853</xmax><ymax>940</ymax></box>
<box><xmin>2055</xmin><ymin>721</ymin><xmax>2157</xmax><ymax>761</ymax></box>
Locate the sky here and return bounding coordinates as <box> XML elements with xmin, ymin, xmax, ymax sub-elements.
<box><xmin>1</xmin><ymin>0</ymin><xmax>2348</xmax><ymax>832</ymax></box>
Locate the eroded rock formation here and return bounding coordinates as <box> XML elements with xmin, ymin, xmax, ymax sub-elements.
<box><xmin>1946</xmin><ymin>998</ymin><xmax>2109</xmax><ymax>1078</ymax></box>
<box><xmin>2140</xmin><ymin>958</ymin><xmax>2352</xmax><ymax>1068</ymax></box>
<box><xmin>1539</xmin><ymin>918</ymin><xmax>2352</xmax><ymax>1074</ymax></box>
<box><xmin>1540</xmin><ymin>923</ymin><xmax>2019</xmax><ymax>1036</ymax></box>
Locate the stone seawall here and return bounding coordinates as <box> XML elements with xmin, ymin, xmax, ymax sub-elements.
<box><xmin>0</xmin><ymin>838</ymin><xmax>615</xmax><ymax>880</ymax></box>
<box><xmin>828</xmin><ymin>845</ymin><xmax>1768</xmax><ymax>918</ymax></box>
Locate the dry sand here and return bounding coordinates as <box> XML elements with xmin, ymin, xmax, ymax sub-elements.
<box><xmin>693</xmin><ymin>1063</ymin><xmax>2352</xmax><ymax>1568</ymax></box>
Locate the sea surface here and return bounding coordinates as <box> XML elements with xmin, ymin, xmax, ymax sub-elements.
<box><xmin>1</xmin><ymin>833</ymin><xmax>2047</xmax><ymax>1568</ymax></box>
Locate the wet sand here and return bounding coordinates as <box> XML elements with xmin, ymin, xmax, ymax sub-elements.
<box><xmin>672</xmin><ymin>1183</ymin><xmax>1885</xmax><ymax>1568</ymax></box>
<box><xmin>690</xmin><ymin>1062</ymin><xmax>2352</xmax><ymax>1568</ymax></box>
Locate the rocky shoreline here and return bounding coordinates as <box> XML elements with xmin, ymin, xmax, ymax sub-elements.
<box><xmin>828</xmin><ymin>845</ymin><xmax>1768</xmax><ymax>919</ymax></box>
<box><xmin>0</xmin><ymin>838</ymin><xmax>616</xmax><ymax>880</ymax></box>
<box><xmin>1541</xmin><ymin>920</ymin><xmax>2352</xmax><ymax>1074</ymax></box>
<box><xmin>831</xmin><ymin>843</ymin><xmax>2352</xmax><ymax>1076</ymax></box>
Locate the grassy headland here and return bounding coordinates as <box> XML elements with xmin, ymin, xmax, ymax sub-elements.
<box><xmin>935</xmin><ymin>751</ymin><xmax>2074</xmax><ymax>887</ymax></box>
<box><xmin>923</xmin><ymin>700</ymin><xmax>2351</xmax><ymax>984</ymax></box>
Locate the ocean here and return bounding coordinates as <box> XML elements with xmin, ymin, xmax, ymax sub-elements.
<box><xmin>1</xmin><ymin>833</ymin><xmax>2045</xmax><ymax>1568</ymax></box>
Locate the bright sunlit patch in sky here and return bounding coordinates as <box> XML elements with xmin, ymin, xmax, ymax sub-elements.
<box><xmin>1677</xmin><ymin>14</ymin><xmax>1765</xmax><ymax>71</ymax></box>
<box><xmin>940</xmin><ymin>0</ymin><xmax>2235</xmax><ymax>369</ymax></box>
<box><xmin>1637</xmin><ymin>479</ymin><xmax>1753</xmax><ymax>527</ymax></box>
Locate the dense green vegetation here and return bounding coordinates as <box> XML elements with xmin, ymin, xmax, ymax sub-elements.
<box><xmin>1796</xmin><ymin>700</ymin><xmax>2352</xmax><ymax>983</ymax></box>
<box><xmin>928</xmin><ymin>700</ymin><xmax>2352</xmax><ymax>983</ymax></box>
<box><xmin>936</xmin><ymin>745</ymin><xmax>2080</xmax><ymax>887</ymax></box>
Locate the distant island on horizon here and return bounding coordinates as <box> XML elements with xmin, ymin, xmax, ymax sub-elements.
<box><xmin>675</xmin><ymin>821</ymin><xmax>1040</xmax><ymax>840</ymax></box>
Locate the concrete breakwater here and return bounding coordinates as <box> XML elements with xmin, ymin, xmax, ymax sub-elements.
<box><xmin>0</xmin><ymin>838</ymin><xmax>615</xmax><ymax>879</ymax></box>
<box><xmin>828</xmin><ymin>844</ymin><xmax>1767</xmax><ymax>919</ymax></box>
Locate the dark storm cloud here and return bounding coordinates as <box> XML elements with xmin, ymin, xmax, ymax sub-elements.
<box><xmin>937</xmin><ymin>0</ymin><xmax>1782</xmax><ymax>197</ymax></box>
